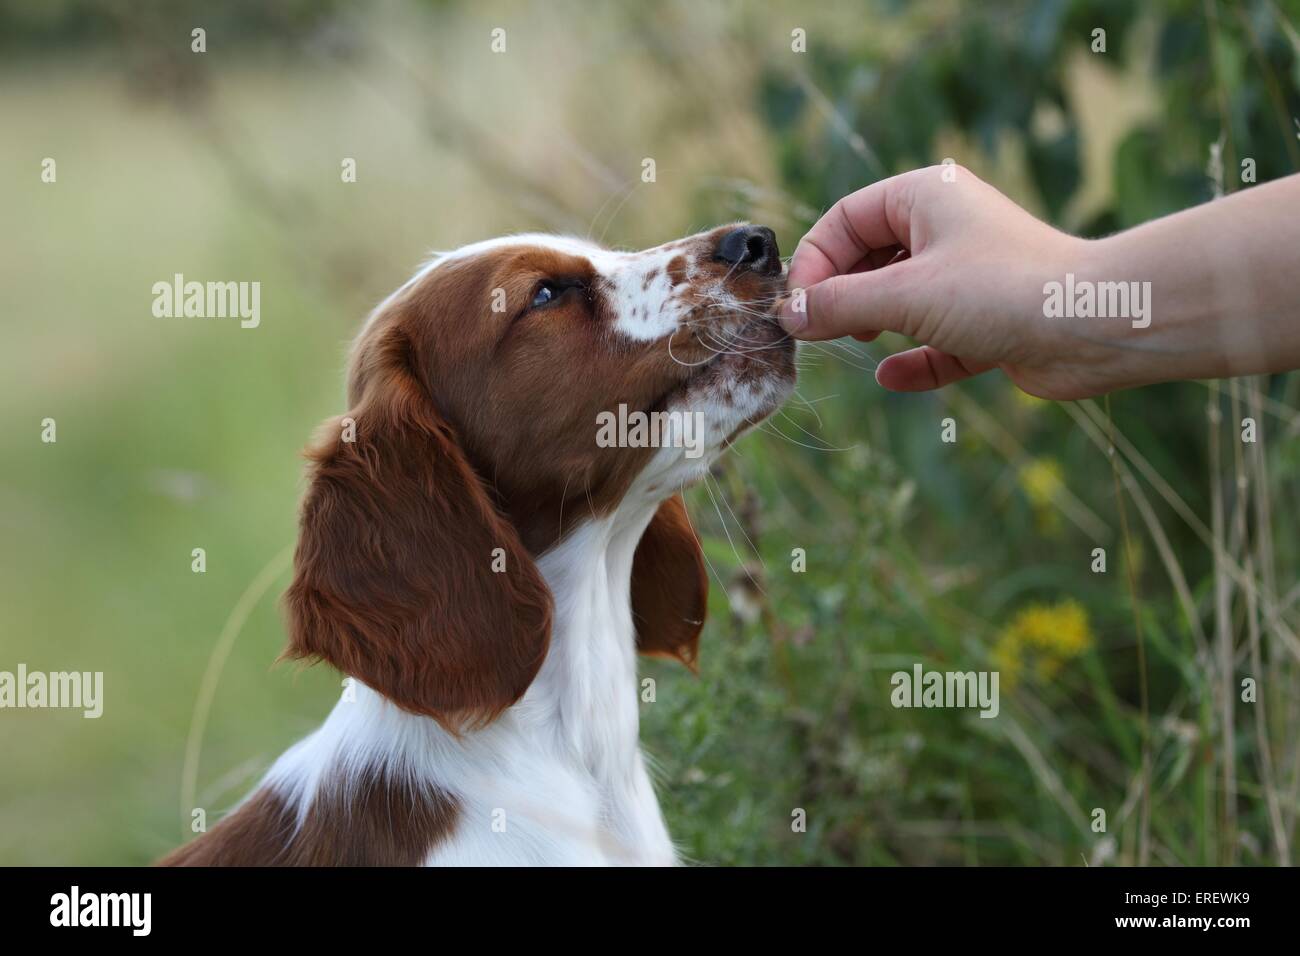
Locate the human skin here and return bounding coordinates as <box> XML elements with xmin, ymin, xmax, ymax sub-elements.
<box><xmin>779</xmin><ymin>166</ymin><xmax>1300</xmax><ymax>400</ymax></box>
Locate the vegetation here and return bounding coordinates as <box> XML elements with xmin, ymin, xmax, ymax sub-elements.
<box><xmin>1</xmin><ymin>0</ymin><xmax>1297</xmax><ymax>865</ymax></box>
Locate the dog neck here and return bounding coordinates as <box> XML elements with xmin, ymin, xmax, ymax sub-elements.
<box><xmin>254</xmin><ymin>495</ymin><xmax>675</xmax><ymax>865</ymax></box>
<box><xmin>521</xmin><ymin>500</ymin><xmax>661</xmax><ymax>774</ymax></box>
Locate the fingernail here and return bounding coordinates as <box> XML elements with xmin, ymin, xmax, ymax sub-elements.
<box><xmin>778</xmin><ymin>295</ymin><xmax>806</xmax><ymax>334</ymax></box>
<box><xmin>874</xmin><ymin>357</ymin><xmax>896</xmax><ymax>390</ymax></box>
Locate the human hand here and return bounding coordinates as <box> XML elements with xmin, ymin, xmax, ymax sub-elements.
<box><xmin>779</xmin><ymin>165</ymin><xmax>1122</xmax><ymax>400</ymax></box>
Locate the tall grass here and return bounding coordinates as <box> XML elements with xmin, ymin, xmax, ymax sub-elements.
<box><xmin>0</xmin><ymin>0</ymin><xmax>1296</xmax><ymax>865</ymax></box>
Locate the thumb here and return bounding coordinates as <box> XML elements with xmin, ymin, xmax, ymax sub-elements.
<box><xmin>779</xmin><ymin>262</ymin><xmax>920</xmax><ymax>341</ymax></box>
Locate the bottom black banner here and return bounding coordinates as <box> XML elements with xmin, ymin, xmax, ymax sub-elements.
<box><xmin>0</xmin><ymin>865</ymin><xmax>1280</xmax><ymax>941</ymax></box>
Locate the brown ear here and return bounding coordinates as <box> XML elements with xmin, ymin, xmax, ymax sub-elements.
<box><xmin>631</xmin><ymin>495</ymin><xmax>708</xmax><ymax>670</ymax></box>
<box><xmin>283</xmin><ymin>327</ymin><xmax>552</xmax><ymax>730</ymax></box>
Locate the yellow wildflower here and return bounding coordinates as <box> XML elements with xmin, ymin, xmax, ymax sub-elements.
<box><xmin>1018</xmin><ymin>457</ymin><xmax>1065</xmax><ymax>534</ymax></box>
<box><xmin>1018</xmin><ymin>458</ymin><xmax>1063</xmax><ymax>510</ymax></box>
<box><xmin>993</xmin><ymin>599</ymin><xmax>1094</xmax><ymax>690</ymax></box>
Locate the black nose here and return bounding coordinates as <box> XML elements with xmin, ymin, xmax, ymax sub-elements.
<box><xmin>715</xmin><ymin>225</ymin><xmax>780</xmax><ymax>274</ymax></box>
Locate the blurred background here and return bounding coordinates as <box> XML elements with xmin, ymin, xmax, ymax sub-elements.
<box><xmin>2</xmin><ymin>0</ymin><xmax>1298</xmax><ymax>866</ymax></box>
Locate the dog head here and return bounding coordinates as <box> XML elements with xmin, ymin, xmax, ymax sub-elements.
<box><xmin>284</xmin><ymin>225</ymin><xmax>796</xmax><ymax>728</ymax></box>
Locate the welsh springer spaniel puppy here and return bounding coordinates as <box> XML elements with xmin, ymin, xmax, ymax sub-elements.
<box><xmin>161</xmin><ymin>224</ymin><xmax>794</xmax><ymax>866</ymax></box>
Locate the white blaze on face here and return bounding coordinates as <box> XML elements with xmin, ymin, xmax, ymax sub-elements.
<box><xmin>602</xmin><ymin>252</ymin><xmax>682</xmax><ymax>341</ymax></box>
<box><xmin>589</xmin><ymin>242</ymin><xmax>695</xmax><ymax>342</ymax></box>
<box><xmin>414</xmin><ymin>233</ymin><xmax>700</xmax><ymax>342</ymax></box>
<box><xmin>380</xmin><ymin>231</ymin><xmax>794</xmax><ymax>490</ymax></box>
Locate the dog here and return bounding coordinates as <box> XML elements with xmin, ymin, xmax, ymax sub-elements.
<box><xmin>161</xmin><ymin>224</ymin><xmax>795</xmax><ymax>865</ymax></box>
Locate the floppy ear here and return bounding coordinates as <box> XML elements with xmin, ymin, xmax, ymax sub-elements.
<box><xmin>631</xmin><ymin>495</ymin><xmax>708</xmax><ymax>670</ymax></box>
<box><xmin>283</xmin><ymin>326</ymin><xmax>552</xmax><ymax>730</ymax></box>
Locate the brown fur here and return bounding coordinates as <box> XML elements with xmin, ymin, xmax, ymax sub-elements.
<box><xmin>160</xmin><ymin>228</ymin><xmax>787</xmax><ymax>866</ymax></box>
<box><xmin>160</xmin><ymin>771</ymin><xmax>458</xmax><ymax>866</ymax></box>
<box><xmin>632</xmin><ymin>495</ymin><xmax>708</xmax><ymax>667</ymax></box>
<box><xmin>283</xmin><ymin>323</ymin><xmax>553</xmax><ymax>731</ymax></box>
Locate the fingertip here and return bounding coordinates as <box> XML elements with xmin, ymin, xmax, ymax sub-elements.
<box><xmin>777</xmin><ymin>296</ymin><xmax>808</xmax><ymax>335</ymax></box>
<box><xmin>875</xmin><ymin>350</ymin><xmax>936</xmax><ymax>391</ymax></box>
<box><xmin>874</xmin><ymin>355</ymin><xmax>907</xmax><ymax>391</ymax></box>
<box><xmin>876</xmin><ymin>348</ymin><xmax>988</xmax><ymax>391</ymax></box>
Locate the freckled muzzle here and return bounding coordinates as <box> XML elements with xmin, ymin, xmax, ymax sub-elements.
<box><xmin>656</xmin><ymin>223</ymin><xmax>797</xmax><ymax>427</ymax></box>
<box><xmin>677</xmin><ymin>223</ymin><xmax>791</xmax><ymax>360</ymax></box>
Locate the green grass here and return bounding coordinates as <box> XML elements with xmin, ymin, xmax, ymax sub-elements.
<box><xmin>2</xmin><ymin>0</ymin><xmax>1298</xmax><ymax>866</ymax></box>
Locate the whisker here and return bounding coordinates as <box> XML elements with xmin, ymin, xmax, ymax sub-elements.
<box><xmin>702</xmin><ymin>473</ymin><xmax>767</xmax><ymax>599</ymax></box>
<box><xmin>801</xmin><ymin>340</ymin><xmax>878</xmax><ymax>373</ymax></box>
<box><xmin>787</xmin><ymin>388</ymin><xmax>832</xmax><ymax>429</ymax></box>
<box><xmin>706</xmin><ymin>472</ymin><xmax>768</xmax><ymax>571</ymax></box>
<box><xmin>666</xmin><ymin>332</ymin><xmax>716</xmax><ymax>367</ymax></box>
<box><xmin>675</xmin><ymin>481</ymin><xmax>733</xmax><ymax>600</ymax></box>
<box><xmin>774</xmin><ymin>405</ymin><xmax>855</xmax><ymax>452</ymax></box>
<box><xmin>755</xmin><ymin>417</ymin><xmax>849</xmax><ymax>454</ymax></box>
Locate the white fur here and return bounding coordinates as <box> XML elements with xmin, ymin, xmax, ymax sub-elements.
<box><xmin>257</xmin><ymin>232</ymin><xmax>792</xmax><ymax>866</ymax></box>
<box><xmin>364</xmin><ymin>233</ymin><xmax>703</xmax><ymax>342</ymax></box>
<box><xmin>264</xmin><ymin>495</ymin><xmax>672</xmax><ymax>865</ymax></box>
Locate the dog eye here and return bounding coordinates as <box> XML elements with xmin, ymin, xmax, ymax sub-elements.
<box><xmin>531</xmin><ymin>282</ymin><xmax>559</xmax><ymax>308</ymax></box>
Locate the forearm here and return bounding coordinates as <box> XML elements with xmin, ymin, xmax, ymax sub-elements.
<box><xmin>1080</xmin><ymin>174</ymin><xmax>1300</xmax><ymax>390</ymax></box>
